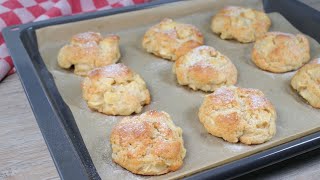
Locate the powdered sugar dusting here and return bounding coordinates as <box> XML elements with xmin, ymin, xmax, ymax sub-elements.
<box><xmin>151</xmin><ymin>18</ymin><xmax>202</xmax><ymax>44</ymax></box>
<box><xmin>188</xmin><ymin>46</ymin><xmax>216</xmax><ymax>66</ymax></box>
<box><xmin>195</xmin><ymin>45</ymin><xmax>212</xmax><ymax>51</ymax></box>
<box><xmin>224</xmin><ymin>6</ymin><xmax>247</xmax><ymax>16</ymax></box>
<box><xmin>82</xmin><ymin>41</ymin><xmax>98</xmax><ymax>48</ymax></box>
<box><xmin>249</xmin><ymin>95</ymin><xmax>266</xmax><ymax>109</ymax></box>
<box><xmin>195</xmin><ymin>61</ymin><xmax>214</xmax><ymax>68</ymax></box>
<box><xmin>212</xmin><ymin>86</ymin><xmax>235</xmax><ymax>104</ymax></box>
<box><xmin>74</xmin><ymin>31</ymin><xmax>101</xmax><ymax>42</ymax></box>
<box><xmin>162</xmin><ymin>29</ymin><xmax>177</xmax><ymax>37</ymax></box>
<box><xmin>188</xmin><ymin>49</ymin><xmax>204</xmax><ymax>62</ymax></box>
<box><xmin>118</xmin><ymin>120</ymin><xmax>147</xmax><ymax>137</ymax></box>
<box><xmin>90</xmin><ymin>63</ymin><xmax>131</xmax><ymax>78</ymax></box>
<box><xmin>223</xmin><ymin>143</ymin><xmax>248</xmax><ymax>152</ymax></box>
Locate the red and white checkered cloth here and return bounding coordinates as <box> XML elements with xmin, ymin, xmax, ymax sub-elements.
<box><xmin>0</xmin><ymin>0</ymin><xmax>149</xmax><ymax>82</ymax></box>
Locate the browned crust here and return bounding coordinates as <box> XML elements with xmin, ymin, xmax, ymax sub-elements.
<box><xmin>198</xmin><ymin>86</ymin><xmax>276</xmax><ymax>145</ymax></box>
<box><xmin>58</xmin><ymin>32</ymin><xmax>121</xmax><ymax>76</ymax></box>
<box><xmin>173</xmin><ymin>46</ymin><xmax>237</xmax><ymax>92</ymax></box>
<box><xmin>211</xmin><ymin>6</ymin><xmax>271</xmax><ymax>43</ymax></box>
<box><xmin>82</xmin><ymin>64</ymin><xmax>151</xmax><ymax>116</ymax></box>
<box><xmin>291</xmin><ymin>59</ymin><xmax>320</xmax><ymax>108</ymax></box>
<box><xmin>110</xmin><ymin>110</ymin><xmax>186</xmax><ymax>175</ymax></box>
<box><xmin>87</xmin><ymin>63</ymin><xmax>133</xmax><ymax>82</ymax></box>
<box><xmin>142</xmin><ymin>18</ymin><xmax>204</xmax><ymax>61</ymax></box>
<box><xmin>251</xmin><ymin>32</ymin><xmax>310</xmax><ymax>73</ymax></box>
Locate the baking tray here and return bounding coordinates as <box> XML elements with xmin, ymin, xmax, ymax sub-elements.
<box><xmin>3</xmin><ymin>0</ymin><xmax>320</xmax><ymax>179</ymax></box>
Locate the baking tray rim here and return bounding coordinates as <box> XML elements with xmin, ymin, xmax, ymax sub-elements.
<box><xmin>3</xmin><ymin>0</ymin><xmax>320</xmax><ymax>179</ymax></box>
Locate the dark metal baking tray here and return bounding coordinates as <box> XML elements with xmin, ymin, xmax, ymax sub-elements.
<box><xmin>3</xmin><ymin>0</ymin><xmax>320</xmax><ymax>179</ymax></box>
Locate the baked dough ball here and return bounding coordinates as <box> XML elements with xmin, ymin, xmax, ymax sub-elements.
<box><xmin>82</xmin><ymin>63</ymin><xmax>150</xmax><ymax>115</ymax></box>
<box><xmin>142</xmin><ymin>18</ymin><xmax>204</xmax><ymax>61</ymax></box>
<box><xmin>198</xmin><ymin>86</ymin><xmax>276</xmax><ymax>145</ymax></box>
<box><xmin>291</xmin><ymin>59</ymin><xmax>320</xmax><ymax>108</ymax></box>
<box><xmin>58</xmin><ymin>32</ymin><xmax>121</xmax><ymax>76</ymax></box>
<box><xmin>110</xmin><ymin>110</ymin><xmax>186</xmax><ymax>175</ymax></box>
<box><xmin>252</xmin><ymin>32</ymin><xmax>310</xmax><ymax>73</ymax></box>
<box><xmin>173</xmin><ymin>46</ymin><xmax>237</xmax><ymax>92</ymax></box>
<box><xmin>211</xmin><ymin>6</ymin><xmax>271</xmax><ymax>43</ymax></box>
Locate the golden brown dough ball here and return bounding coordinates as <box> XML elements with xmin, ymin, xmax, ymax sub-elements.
<box><xmin>211</xmin><ymin>6</ymin><xmax>271</xmax><ymax>43</ymax></box>
<box><xmin>58</xmin><ymin>32</ymin><xmax>120</xmax><ymax>76</ymax></box>
<box><xmin>198</xmin><ymin>86</ymin><xmax>276</xmax><ymax>145</ymax></box>
<box><xmin>173</xmin><ymin>45</ymin><xmax>237</xmax><ymax>92</ymax></box>
<box><xmin>252</xmin><ymin>32</ymin><xmax>310</xmax><ymax>73</ymax></box>
<box><xmin>142</xmin><ymin>18</ymin><xmax>204</xmax><ymax>61</ymax></box>
<box><xmin>291</xmin><ymin>59</ymin><xmax>320</xmax><ymax>108</ymax></box>
<box><xmin>82</xmin><ymin>63</ymin><xmax>150</xmax><ymax>115</ymax></box>
<box><xmin>110</xmin><ymin>110</ymin><xmax>186</xmax><ymax>175</ymax></box>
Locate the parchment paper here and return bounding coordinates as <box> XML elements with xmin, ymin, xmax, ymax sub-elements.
<box><xmin>36</xmin><ymin>0</ymin><xmax>320</xmax><ymax>179</ymax></box>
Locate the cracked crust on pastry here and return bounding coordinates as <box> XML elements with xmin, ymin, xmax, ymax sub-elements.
<box><xmin>58</xmin><ymin>32</ymin><xmax>121</xmax><ymax>76</ymax></box>
<box><xmin>110</xmin><ymin>110</ymin><xmax>186</xmax><ymax>175</ymax></box>
<box><xmin>291</xmin><ymin>59</ymin><xmax>320</xmax><ymax>108</ymax></box>
<box><xmin>142</xmin><ymin>18</ymin><xmax>204</xmax><ymax>61</ymax></box>
<box><xmin>211</xmin><ymin>6</ymin><xmax>271</xmax><ymax>43</ymax></box>
<box><xmin>198</xmin><ymin>86</ymin><xmax>276</xmax><ymax>145</ymax></box>
<box><xmin>82</xmin><ymin>63</ymin><xmax>150</xmax><ymax>115</ymax></box>
<box><xmin>252</xmin><ymin>32</ymin><xmax>310</xmax><ymax>73</ymax></box>
<box><xmin>173</xmin><ymin>45</ymin><xmax>237</xmax><ymax>92</ymax></box>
